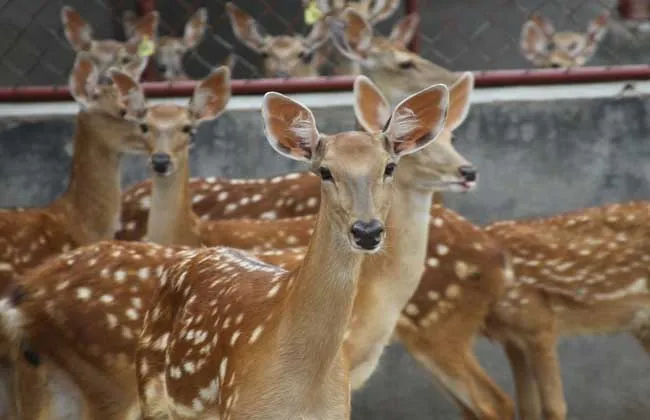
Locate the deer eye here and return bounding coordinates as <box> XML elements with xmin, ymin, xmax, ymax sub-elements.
<box><xmin>384</xmin><ymin>163</ymin><xmax>396</xmax><ymax>177</ymax></box>
<box><xmin>298</xmin><ymin>50</ymin><xmax>313</xmax><ymax>63</ymax></box>
<box><xmin>398</xmin><ymin>61</ymin><xmax>415</xmax><ymax>70</ymax></box>
<box><xmin>182</xmin><ymin>124</ymin><xmax>194</xmax><ymax>134</ymax></box>
<box><xmin>121</xmin><ymin>57</ymin><xmax>131</xmax><ymax>65</ymax></box>
<box><xmin>260</xmin><ymin>51</ymin><xmax>270</xmax><ymax>59</ymax></box>
<box><xmin>319</xmin><ymin>167</ymin><xmax>334</xmax><ymax>182</ymax></box>
<box><xmin>139</xmin><ymin>123</ymin><xmax>149</xmax><ymax>133</ymax></box>
<box><xmin>118</xmin><ymin>108</ymin><xmax>127</xmax><ymax>118</ymax></box>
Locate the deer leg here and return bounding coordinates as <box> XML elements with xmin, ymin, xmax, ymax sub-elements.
<box><xmin>503</xmin><ymin>341</ymin><xmax>542</xmax><ymax>420</ymax></box>
<box><xmin>396</xmin><ymin>322</ymin><xmax>511</xmax><ymax>420</ymax></box>
<box><xmin>525</xmin><ymin>331</ymin><xmax>567</xmax><ymax>420</ymax></box>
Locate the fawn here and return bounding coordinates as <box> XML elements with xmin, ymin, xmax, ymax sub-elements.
<box><xmin>1</xmin><ymin>79</ymin><xmax>447</xmax><ymax>419</ymax></box>
<box><xmin>61</xmin><ymin>6</ymin><xmax>158</xmax><ymax>81</ymax></box>
<box><xmin>0</xmin><ymin>51</ymin><xmax>150</xmax><ymax>296</ymax></box>
<box><xmin>520</xmin><ymin>12</ymin><xmax>609</xmax><ymax>68</ymax></box>
<box><xmin>225</xmin><ymin>2</ymin><xmax>331</xmax><ymax>78</ymax></box>
<box><xmin>123</xmin><ymin>8</ymin><xmax>208</xmax><ymax>81</ymax></box>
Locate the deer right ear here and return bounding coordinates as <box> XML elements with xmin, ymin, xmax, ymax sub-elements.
<box><xmin>445</xmin><ymin>71</ymin><xmax>474</xmax><ymax>131</ymax></box>
<box><xmin>109</xmin><ymin>69</ymin><xmax>147</xmax><ymax>120</ymax></box>
<box><xmin>328</xmin><ymin>8</ymin><xmax>373</xmax><ymax>62</ymax></box>
<box><xmin>520</xmin><ymin>15</ymin><xmax>553</xmax><ymax>65</ymax></box>
<box><xmin>383</xmin><ymin>83</ymin><xmax>449</xmax><ymax>157</ymax></box>
<box><xmin>389</xmin><ymin>13</ymin><xmax>419</xmax><ymax>48</ymax></box>
<box><xmin>183</xmin><ymin>8</ymin><xmax>209</xmax><ymax>49</ymax></box>
<box><xmin>61</xmin><ymin>6</ymin><xmax>93</xmax><ymax>51</ymax></box>
<box><xmin>262</xmin><ymin>92</ymin><xmax>320</xmax><ymax>162</ymax></box>
<box><xmin>69</xmin><ymin>52</ymin><xmax>100</xmax><ymax>107</ymax></box>
<box><xmin>225</xmin><ymin>2</ymin><xmax>268</xmax><ymax>53</ymax></box>
<box><xmin>353</xmin><ymin>75</ymin><xmax>391</xmax><ymax>133</ymax></box>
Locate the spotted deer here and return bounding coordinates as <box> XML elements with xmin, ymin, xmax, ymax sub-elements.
<box><xmin>123</xmin><ymin>8</ymin><xmax>208</xmax><ymax>81</ymax></box>
<box><xmin>225</xmin><ymin>1</ymin><xmax>331</xmax><ymax>78</ymax></box>
<box><xmin>1</xmin><ymin>78</ymin><xmax>447</xmax><ymax>420</ymax></box>
<box><xmin>0</xmin><ymin>51</ymin><xmax>150</xmax><ymax>298</ymax></box>
<box><xmin>115</xmin><ymin>10</ymin><xmax>465</xmax><ymax>240</ymax></box>
<box><xmin>520</xmin><ymin>12</ymin><xmax>610</xmax><ymax>68</ymax></box>
<box><xmin>61</xmin><ymin>6</ymin><xmax>158</xmax><ymax>81</ymax></box>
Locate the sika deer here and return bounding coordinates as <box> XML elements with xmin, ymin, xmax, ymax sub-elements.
<box><xmin>123</xmin><ymin>8</ymin><xmax>208</xmax><ymax>81</ymax></box>
<box><xmin>115</xmin><ymin>16</ymin><xmax>471</xmax><ymax>240</ymax></box>
<box><xmin>482</xmin><ymin>201</ymin><xmax>650</xmax><ymax>420</ymax></box>
<box><xmin>520</xmin><ymin>12</ymin><xmax>609</xmax><ymax>68</ymax></box>
<box><xmin>1</xmin><ymin>78</ymin><xmax>447</xmax><ymax>420</ymax></box>
<box><xmin>225</xmin><ymin>2</ymin><xmax>330</xmax><ymax>78</ymax></box>
<box><xmin>0</xmin><ymin>51</ymin><xmax>149</xmax><ymax>295</ymax></box>
<box><xmin>61</xmin><ymin>6</ymin><xmax>158</xmax><ymax>81</ymax></box>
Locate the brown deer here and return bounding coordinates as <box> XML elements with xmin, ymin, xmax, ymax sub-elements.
<box><xmin>61</xmin><ymin>6</ymin><xmax>158</xmax><ymax>81</ymax></box>
<box><xmin>1</xmin><ymin>78</ymin><xmax>447</xmax><ymax>420</ymax></box>
<box><xmin>115</xmin><ymin>10</ymin><xmax>464</xmax><ymax>240</ymax></box>
<box><xmin>0</xmin><ymin>51</ymin><xmax>150</xmax><ymax>297</ymax></box>
<box><xmin>123</xmin><ymin>8</ymin><xmax>209</xmax><ymax>81</ymax></box>
<box><xmin>225</xmin><ymin>2</ymin><xmax>331</xmax><ymax>78</ymax></box>
<box><xmin>520</xmin><ymin>12</ymin><xmax>610</xmax><ymax>68</ymax></box>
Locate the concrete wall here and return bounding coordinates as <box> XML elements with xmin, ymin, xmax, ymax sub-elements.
<box><xmin>1</xmin><ymin>93</ymin><xmax>650</xmax><ymax>419</ymax></box>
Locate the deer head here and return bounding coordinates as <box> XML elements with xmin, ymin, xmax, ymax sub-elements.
<box><xmin>124</xmin><ymin>8</ymin><xmax>208</xmax><ymax>81</ymax></box>
<box><xmin>226</xmin><ymin>2</ymin><xmax>330</xmax><ymax>77</ymax></box>
<box><xmin>353</xmin><ymin>74</ymin><xmax>477</xmax><ymax>192</ymax></box>
<box><xmin>61</xmin><ymin>6</ymin><xmax>158</xmax><ymax>81</ymax></box>
<box><xmin>520</xmin><ymin>12</ymin><xmax>609</xmax><ymax>68</ymax></box>
<box><xmin>262</xmin><ymin>78</ymin><xmax>448</xmax><ymax>251</ymax></box>
<box><xmin>303</xmin><ymin>0</ymin><xmax>401</xmax><ymax>24</ymax></box>
<box><xmin>328</xmin><ymin>10</ymin><xmax>463</xmax><ymax>102</ymax></box>
<box><xmin>69</xmin><ymin>52</ymin><xmax>149</xmax><ymax>154</ymax></box>
<box><xmin>109</xmin><ymin>66</ymin><xmax>231</xmax><ymax>176</ymax></box>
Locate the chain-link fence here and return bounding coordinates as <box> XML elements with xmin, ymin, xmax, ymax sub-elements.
<box><xmin>0</xmin><ymin>0</ymin><xmax>648</xmax><ymax>100</ymax></box>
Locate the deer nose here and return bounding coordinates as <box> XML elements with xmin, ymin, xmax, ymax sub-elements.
<box><xmin>157</xmin><ymin>63</ymin><xmax>168</xmax><ymax>73</ymax></box>
<box><xmin>458</xmin><ymin>165</ymin><xmax>477</xmax><ymax>182</ymax></box>
<box><xmin>551</xmin><ymin>63</ymin><xmax>562</xmax><ymax>69</ymax></box>
<box><xmin>151</xmin><ymin>153</ymin><xmax>172</xmax><ymax>175</ymax></box>
<box><xmin>350</xmin><ymin>219</ymin><xmax>384</xmax><ymax>251</ymax></box>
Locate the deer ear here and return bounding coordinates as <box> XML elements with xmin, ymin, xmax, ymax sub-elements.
<box><xmin>353</xmin><ymin>75</ymin><xmax>391</xmax><ymax>133</ymax></box>
<box><xmin>128</xmin><ymin>11</ymin><xmax>159</xmax><ymax>44</ymax></box>
<box><xmin>304</xmin><ymin>18</ymin><xmax>330</xmax><ymax>51</ymax></box>
<box><xmin>109</xmin><ymin>69</ymin><xmax>147</xmax><ymax>120</ymax></box>
<box><xmin>445</xmin><ymin>71</ymin><xmax>474</xmax><ymax>131</ymax></box>
<box><xmin>578</xmin><ymin>11</ymin><xmax>609</xmax><ymax>60</ymax></box>
<box><xmin>69</xmin><ymin>52</ymin><xmax>100</xmax><ymax>107</ymax></box>
<box><xmin>183</xmin><ymin>8</ymin><xmax>208</xmax><ymax>49</ymax></box>
<box><xmin>61</xmin><ymin>6</ymin><xmax>93</xmax><ymax>51</ymax></box>
<box><xmin>122</xmin><ymin>10</ymin><xmax>137</xmax><ymax>39</ymax></box>
<box><xmin>189</xmin><ymin>66</ymin><xmax>231</xmax><ymax>122</ymax></box>
<box><xmin>388</xmin><ymin>12</ymin><xmax>419</xmax><ymax>48</ymax></box>
<box><xmin>226</xmin><ymin>2</ymin><xmax>268</xmax><ymax>53</ymax></box>
<box><xmin>328</xmin><ymin>8</ymin><xmax>373</xmax><ymax>62</ymax></box>
<box><xmin>383</xmin><ymin>83</ymin><xmax>449</xmax><ymax>157</ymax></box>
<box><xmin>262</xmin><ymin>92</ymin><xmax>320</xmax><ymax>162</ymax></box>
<box><xmin>520</xmin><ymin>15</ymin><xmax>553</xmax><ymax>65</ymax></box>
<box><xmin>368</xmin><ymin>0</ymin><xmax>401</xmax><ymax>24</ymax></box>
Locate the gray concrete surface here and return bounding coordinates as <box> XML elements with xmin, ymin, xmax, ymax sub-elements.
<box><xmin>0</xmin><ymin>0</ymin><xmax>648</xmax><ymax>86</ymax></box>
<box><xmin>1</xmin><ymin>93</ymin><xmax>650</xmax><ymax>419</ymax></box>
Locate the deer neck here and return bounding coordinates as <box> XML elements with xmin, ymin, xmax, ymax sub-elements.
<box><xmin>345</xmin><ymin>176</ymin><xmax>433</xmax><ymax>384</ymax></box>
<box><xmin>56</xmin><ymin>111</ymin><xmax>124</xmax><ymax>245</ymax></box>
<box><xmin>280</xmin><ymin>200</ymin><xmax>364</xmax><ymax>384</ymax></box>
<box><xmin>146</xmin><ymin>152</ymin><xmax>201</xmax><ymax>246</ymax></box>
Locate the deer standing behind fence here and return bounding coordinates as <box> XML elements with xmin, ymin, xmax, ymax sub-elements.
<box><xmin>61</xmin><ymin>6</ymin><xmax>158</xmax><ymax>81</ymax></box>
<box><xmin>0</xmin><ymin>78</ymin><xmax>448</xmax><ymax>420</ymax></box>
<box><xmin>520</xmin><ymin>12</ymin><xmax>610</xmax><ymax>68</ymax></box>
<box><xmin>123</xmin><ymin>8</ymin><xmax>210</xmax><ymax>81</ymax></box>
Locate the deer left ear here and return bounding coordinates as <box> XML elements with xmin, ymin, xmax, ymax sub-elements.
<box><xmin>520</xmin><ymin>15</ymin><xmax>553</xmax><ymax>65</ymax></box>
<box><xmin>110</xmin><ymin>68</ymin><xmax>147</xmax><ymax>120</ymax></box>
<box><xmin>189</xmin><ymin>66</ymin><xmax>231</xmax><ymax>122</ymax></box>
<box><xmin>388</xmin><ymin>12</ymin><xmax>419</xmax><ymax>48</ymax></box>
<box><xmin>353</xmin><ymin>75</ymin><xmax>391</xmax><ymax>133</ymax></box>
<box><xmin>183</xmin><ymin>8</ymin><xmax>208</xmax><ymax>49</ymax></box>
<box><xmin>383</xmin><ymin>83</ymin><xmax>449</xmax><ymax>157</ymax></box>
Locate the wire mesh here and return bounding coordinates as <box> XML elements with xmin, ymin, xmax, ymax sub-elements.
<box><xmin>0</xmin><ymin>0</ymin><xmax>647</xmax><ymax>100</ymax></box>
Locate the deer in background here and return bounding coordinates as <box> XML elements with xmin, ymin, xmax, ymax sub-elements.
<box><xmin>0</xmin><ymin>79</ymin><xmax>447</xmax><ymax>420</ymax></box>
<box><xmin>61</xmin><ymin>6</ymin><xmax>158</xmax><ymax>81</ymax></box>
<box><xmin>520</xmin><ymin>12</ymin><xmax>610</xmax><ymax>68</ymax></box>
<box><xmin>225</xmin><ymin>2</ymin><xmax>331</xmax><ymax>78</ymax></box>
<box><xmin>123</xmin><ymin>8</ymin><xmax>209</xmax><ymax>81</ymax></box>
<box><xmin>0</xmin><ymin>51</ymin><xmax>149</xmax><ymax>297</ymax></box>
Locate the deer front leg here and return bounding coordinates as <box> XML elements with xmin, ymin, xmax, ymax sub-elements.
<box><xmin>525</xmin><ymin>330</ymin><xmax>567</xmax><ymax>420</ymax></box>
<box><xmin>503</xmin><ymin>341</ymin><xmax>542</xmax><ymax>420</ymax></box>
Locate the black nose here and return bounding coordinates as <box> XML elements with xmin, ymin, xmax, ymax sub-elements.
<box><xmin>151</xmin><ymin>153</ymin><xmax>171</xmax><ymax>174</ymax></box>
<box><xmin>550</xmin><ymin>63</ymin><xmax>561</xmax><ymax>69</ymax></box>
<box><xmin>350</xmin><ymin>219</ymin><xmax>384</xmax><ymax>250</ymax></box>
<box><xmin>458</xmin><ymin>165</ymin><xmax>477</xmax><ymax>182</ymax></box>
<box><xmin>158</xmin><ymin>63</ymin><xmax>168</xmax><ymax>73</ymax></box>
